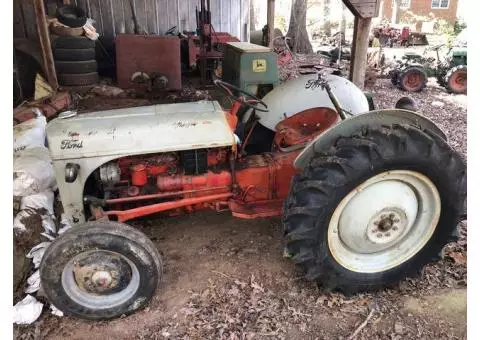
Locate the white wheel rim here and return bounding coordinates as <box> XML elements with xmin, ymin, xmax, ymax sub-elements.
<box><xmin>328</xmin><ymin>170</ymin><xmax>441</xmax><ymax>273</ymax></box>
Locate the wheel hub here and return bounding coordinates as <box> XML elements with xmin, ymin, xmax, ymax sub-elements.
<box><xmin>72</xmin><ymin>251</ymin><xmax>131</xmax><ymax>295</ymax></box>
<box><xmin>337</xmin><ymin>179</ymin><xmax>418</xmax><ymax>254</ymax></box>
<box><xmin>366</xmin><ymin>208</ymin><xmax>407</xmax><ymax>245</ymax></box>
<box><xmin>62</xmin><ymin>250</ymin><xmax>140</xmax><ymax>309</ymax></box>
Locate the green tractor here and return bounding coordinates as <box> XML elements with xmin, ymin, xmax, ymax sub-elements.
<box><xmin>390</xmin><ymin>44</ymin><xmax>467</xmax><ymax>94</ymax></box>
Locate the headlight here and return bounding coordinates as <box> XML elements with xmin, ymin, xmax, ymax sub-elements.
<box><xmin>65</xmin><ymin>163</ymin><xmax>80</xmax><ymax>183</ymax></box>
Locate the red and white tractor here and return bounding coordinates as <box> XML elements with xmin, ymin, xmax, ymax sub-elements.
<box><xmin>40</xmin><ymin>71</ymin><xmax>466</xmax><ymax>320</ymax></box>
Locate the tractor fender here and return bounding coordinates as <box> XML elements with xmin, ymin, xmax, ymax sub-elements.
<box><xmin>293</xmin><ymin>109</ymin><xmax>447</xmax><ymax>169</ymax></box>
<box><xmin>245</xmin><ymin>73</ymin><xmax>369</xmax><ymax>131</ymax></box>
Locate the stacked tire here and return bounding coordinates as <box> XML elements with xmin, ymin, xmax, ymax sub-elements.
<box><xmin>52</xmin><ymin>36</ymin><xmax>99</xmax><ymax>87</ymax></box>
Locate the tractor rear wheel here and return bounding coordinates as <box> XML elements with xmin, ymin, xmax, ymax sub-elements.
<box><xmin>445</xmin><ymin>65</ymin><xmax>467</xmax><ymax>94</ymax></box>
<box><xmin>40</xmin><ymin>221</ymin><xmax>163</xmax><ymax>320</ymax></box>
<box><xmin>283</xmin><ymin>125</ymin><xmax>466</xmax><ymax>294</ymax></box>
<box><xmin>398</xmin><ymin>67</ymin><xmax>427</xmax><ymax>92</ymax></box>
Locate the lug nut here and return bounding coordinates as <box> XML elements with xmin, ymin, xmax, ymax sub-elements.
<box><xmin>392</xmin><ymin>226</ymin><xmax>398</xmax><ymax>231</ymax></box>
<box><xmin>394</xmin><ymin>218</ymin><xmax>400</xmax><ymax>223</ymax></box>
<box><xmin>381</xmin><ymin>214</ymin><xmax>387</xmax><ymax>219</ymax></box>
<box><xmin>377</xmin><ymin>233</ymin><xmax>383</xmax><ymax>238</ymax></box>
<box><xmin>385</xmin><ymin>232</ymin><xmax>391</xmax><ymax>237</ymax></box>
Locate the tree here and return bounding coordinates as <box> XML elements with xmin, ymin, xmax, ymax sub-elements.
<box><xmin>287</xmin><ymin>0</ymin><xmax>313</xmax><ymax>53</ymax></box>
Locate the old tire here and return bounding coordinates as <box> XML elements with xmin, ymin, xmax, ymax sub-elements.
<box><xmin>40</xmin><ymin>221</ymin><xmax>163</xmax><ymax>320</ymax></box>
<box><xmin>283</xmin><ymin>125</ymin><xmax>466</xmax><ymax>294</ymax></box>
<box><xmin>56</xmin><ymin>5</ymin><xmax>87</xmax><ymax>28</ymax></box>
<box><xmin>53</xmin><ymin>48</ymin><xmax>95</xmax><ymax>61</ymax></box>
<box><xmin>55</xmin><ymin>60</ymin><xmax>98</xmax><ymax>74</ymax></box>
<box><xmin>53</xmin><ymin>36</ymin><xmax>95</xmax><ymax>49</ymax></box>
<box><xmin>58</xmin><ymin>72</ymin><xmax>99</xmax><ymax>86</ymax></box>
<box><xmin>444</xmin><ymin>65</ymin><xmax>467</xmax><ymax>94</ymax></box>
<box><xmin>390</xmin><ymin>70</ymin><xmax>399</xmax><ymax>86</ymax></box>
<box><xmin>398</xmin><ymin>67</ymin><xmax>427</xmax><ymax>92</ymax></box>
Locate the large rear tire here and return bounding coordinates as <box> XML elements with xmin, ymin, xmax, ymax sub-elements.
<box><xmin>283</xmin><ymin>125</ymin><xmax>466</xmax><ymax>294</ymax></box>
<box><xmin>40</xmin><ymin>221</ymin><xmax>163</xmax><ymax>320</ymax></box>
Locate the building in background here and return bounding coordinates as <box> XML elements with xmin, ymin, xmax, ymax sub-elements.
<box><xmin>381</xmin><ymin>0</ymin><xmax>460</xmax><ymax>30</ymax></box>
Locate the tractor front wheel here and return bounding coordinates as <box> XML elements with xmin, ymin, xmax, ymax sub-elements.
<box><xmin>40</xmin><ymin>221</ymin><xmax>163</xmax><ymax>320</ymax></box>
<box><xmin>283</xmin><ymin>125</ymin><xmax>466</xmax><ymax>293</ymax></box>
<box><xmin>445</xmin><ymin>65</ymin><xmax>467</xmax><ymax>94</ymax></box>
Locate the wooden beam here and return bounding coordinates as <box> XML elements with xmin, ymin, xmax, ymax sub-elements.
<box><xmin>342</xmin><ymin>0</ymin><xmax>380</xmax><ymax>18</ymax></box>
<box><xmin>33</xmin><ymin>0</ymin><xmax>58</xmax><ymax>91</ymax></box>
<box><xmin>267</xmin><ymin>0</ymin><xmax>275</xmax><ymax>47</ymax></box>
<box><xmin>349</xmin><ymin>16</ymin><xmax>372</xmax><ymax>89</ymax></box>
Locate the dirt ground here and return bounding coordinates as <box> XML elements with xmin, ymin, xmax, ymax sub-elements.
<box><xmin>14</xmin><ymin>76</ymin><xmax>467</xmax><ymax>339</ymax></box>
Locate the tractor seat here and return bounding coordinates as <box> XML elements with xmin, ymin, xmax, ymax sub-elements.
<box><xmin>274</xmin><ymin>107</ymin><xmax>339</xmax><ymax>149</ymax></box>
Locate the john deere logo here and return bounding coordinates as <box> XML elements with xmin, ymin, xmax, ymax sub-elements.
<box><xmin>253</xmin><ymin>59</ymin><xmax>266</xmax><ymax>72</ymax></box>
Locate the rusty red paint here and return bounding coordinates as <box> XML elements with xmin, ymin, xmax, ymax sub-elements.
<box><xmin>115</xmin><ymin>34</ymin><xmax>181</xmax><ymax>90</ymax></box>
<box><xmin>229</xmin><ymin>199</ymin><xmax>283</xmax><ymax>219</ymax></box>
<box><xmin>104</xmin><ymin>193</ymin><xmax>233</xmax><ymax>222</ymax></box>
<box><xmin>274</xmin><ymin>107</ymin><xmax>339</xmax><ymax>148</ymax></box>
<box><xmin>130</xmin><ymin>163</ymin><xmax>148</xmax><ymax>186</ymax></box>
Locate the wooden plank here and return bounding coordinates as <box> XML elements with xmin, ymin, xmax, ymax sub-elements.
<box><xmin>13</xmin><ymin>0</ymin><xmax>26</xmax><ymax>38</ymax></box>
<box><xmin>145</xmin><ymin>0</ymin><xmax>157</xmax><ymax>33</ymax></box>
<box><xmin>348</xmin><ymin>0</ymin><xmax>377</xmax><ymax>4</ymax></box>
<box><xmin>187</xmin><ymin>0</ymin><xmax>197</xmax><ymax>31</ymax></box>
<box><xmin>33</xmin><ymin>0</ymin><xmax>58</xmax><ymax>89</ymax></box>
<box><xmin>112</xmin><ymin>0</ymin><xmax>126</xmax><ymax>34</ymax></box>
<box><xmin>221</xmin><ymin>0</ymin><xmax>231</xmax><ymax>32</ymax></box>
<box><xmin>123</xmin><ymin>0</ymin><xmax>135</xmax><ymax>34</ymax></box>
<box><xmin>349</xmin><ymin>16</ymin><xmax>372</xmax><ymax>88</ymax></box>
<box><xmin>210</xmin><ymin>0</ymin><xmax>221</xmax><ymax>30</ymax></box>
<box><xmin>156</xmin><ymin>0</ymin><xmax>168</xmax><ymax>34</ymax></box>
<box><xmin>178</xmin><ymin>0</ymin><xmax>189</xmax><ymax>32</ymax></box>
<box><xmin>134</xmin><ymin>0</ymin><xmax>148</xmax><ymax>33</ymax></box>
<box><xmin>21</xmin><ymin>0</ymin><xmax>39</xmax><ymax>40</ymax></box>
<box><xmin>88</xmin><ymin>0</ymin><xmax>104</xmax><ymax>35</ymax></box>
<box><xmin>99</xmin><ymin>0</ymin><xmax>115</xmax><ymax>41</ymax></box>
<box><xmin>169</xmin><ymin>0</ymin><xmax>179</xmax><ymax>31</ymax></box>
<box><xmin>230</xmin><ymin>0</ymin><xmax>240</xmax><ymax>38</ymax></box>
<box><xmin>345</xmin><ymin>0</ymin><xmax>379</xmax><ymax>18</ymax></box>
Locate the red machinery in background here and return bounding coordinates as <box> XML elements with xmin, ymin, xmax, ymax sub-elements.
<box><xmin>190</xmin><ymin>0</ymin><xmax>239</xmax><ymax>84</ymax></box>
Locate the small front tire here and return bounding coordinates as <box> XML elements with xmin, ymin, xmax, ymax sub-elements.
<box><xmin>40</xmin><ymin>221</ymin><xmax>163</xmax><ymax>320</ymax></box>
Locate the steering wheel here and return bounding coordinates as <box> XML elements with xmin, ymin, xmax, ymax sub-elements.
<box><xmin>214</xmin><ymin>79</ymin><xmax>269</xmax><ymax>112</ymax></box>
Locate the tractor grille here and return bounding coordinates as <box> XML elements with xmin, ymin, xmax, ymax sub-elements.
<box><xmin>181</xmin><ymin>149</ymin><xmax>208</xmax><ymax>175</ymax></box>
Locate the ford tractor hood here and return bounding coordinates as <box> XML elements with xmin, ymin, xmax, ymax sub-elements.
<box><xmin>46</xmin><ymin>101</ymin><xmax>235</xmax><ymax>160</ymax></box>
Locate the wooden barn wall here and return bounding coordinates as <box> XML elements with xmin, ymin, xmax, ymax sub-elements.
<box><xmin>14</xmin><ymin>0</ymin><xmax>250</xmax><ymax>43</ymax></box>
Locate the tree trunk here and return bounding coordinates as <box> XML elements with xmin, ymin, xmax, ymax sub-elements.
<box><xmin>323</xmin><ymin>0</ymin><xmax>331</xmax><ymax>36</ymax></box>
<box><xmin>287</xmin><ymin>0</ymin><xmax>313</xmax><ymax>54</ymax></box>
<box><xmin>340</xmin><ymin>3</ymin><xmax>346</xmax><ymax>43</ymax></box>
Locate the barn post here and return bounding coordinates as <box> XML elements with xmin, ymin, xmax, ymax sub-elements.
<box><xmin>267</xmin><ymin>0</ymin><xmax>275</xmax><ymax>47</ymax></box>
<box><xmin>33</xmin><ymin>0</ymin><xmax>58</xmax><ymax>90</ymax></box>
